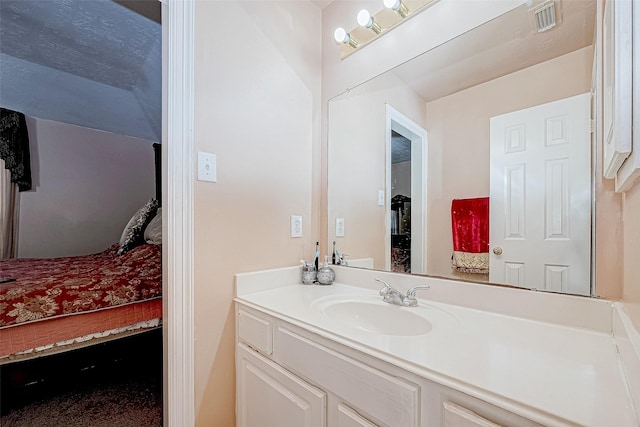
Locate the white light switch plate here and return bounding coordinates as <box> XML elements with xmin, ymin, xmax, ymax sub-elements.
<box><xmin>291</xmin><ymin>215</ymin><xmax>302</xmax><ymax>238</ymax></box>
<box><xmin>197</xmin><ymin>152</ymin><xmax>217</xmax><ymax>182</ymax></box>
<box><xmin>336</xmin><ymin>218</ymin><xmax>345</xmax><ymax>237</ymax></box>
<box><xmin>378</xmin><ymin>189</ymin><xmax>385</xmax><ymax>206</ymax></box>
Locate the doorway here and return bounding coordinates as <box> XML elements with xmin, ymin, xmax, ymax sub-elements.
<box><xmin>385</xmin><ymin>105</ymin><xmax>427</xmax><ymax>274</ymax></box>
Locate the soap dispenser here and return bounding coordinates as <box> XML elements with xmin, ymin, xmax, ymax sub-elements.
<box><xmin>316</xmin><ymin>255</ymin><xmax>335</xmax><ymax>286</ymax></box>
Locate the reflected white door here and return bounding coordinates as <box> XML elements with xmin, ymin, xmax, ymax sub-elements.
<box><xmin>489</xmin><ymin>93</ymin><xmax>591</xmax><ymax>295</ymax></box>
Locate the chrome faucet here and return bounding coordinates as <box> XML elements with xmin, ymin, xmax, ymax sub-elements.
<box><xmin>375</xmin><ymin>279</ymin><xmax>430</xmax><ymax>307</ymax></box>
<box><xmin>376</xmin><ymin>279</ymin><xmax>405</xmax><ymax>305</ymax></box>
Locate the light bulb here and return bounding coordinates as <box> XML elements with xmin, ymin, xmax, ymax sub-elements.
<box><xmin>383</xmin><ymin>0</ymin><xmax>399</xmax><ymax>9</ymax></box>
<box><xmin>383</xmin><ymin>0</ymin><xmax>408</xmax><ymax>17</ymax></box>
<box><xmin>333</xmin><ymin>27</ymin><xmax>359</xmax><ymax>48</ymax></box>
<box><xmin>357</xmin><ymin>9</ymin><xmax>382</xmax><ymax>34</ymax></box>
<box><xmin>357</xmin><ymin>9</ymin><xmax>372</xmax><ymax>27</ymax></box>
<box><xmin>334</xmin><ymin>27</ymin><xmax>348</xmax><ymax>44</ymax></box>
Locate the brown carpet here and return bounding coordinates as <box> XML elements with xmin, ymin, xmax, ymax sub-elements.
<box><xmin>0</xmin><ymin>378</ymin><xmax>162</xmax><ymax>427</ymax></box>
<box><xmin>1</xmin><ymin>329</ymin><xmax>162</xmax><ymax>427</ymax></box>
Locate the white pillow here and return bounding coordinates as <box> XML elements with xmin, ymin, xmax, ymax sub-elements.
<box><xmin>144</xmin><ymin>208</ymin><xmax>162</xmax><ymax>245</ymax></box>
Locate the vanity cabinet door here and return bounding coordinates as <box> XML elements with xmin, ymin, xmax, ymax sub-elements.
<box><xmin>443</xmin><ymin>402</ymin><xmax>502</xmax><ymax>427</ymax></box>
<box><xmin>237</xmin><ymin>343</ymin><xmax>326</xmax><ymax>427</ymax></box>
<box><xmin>335</xmin><ymin>402</ymin><xmax>379</xmax><ymax>427</ymax></box>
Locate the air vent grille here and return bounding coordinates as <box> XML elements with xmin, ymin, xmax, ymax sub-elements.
<box><xmin>533</xmin><ymin>1</ymin><xmax>557</xmax><ymax>32</ymax></box>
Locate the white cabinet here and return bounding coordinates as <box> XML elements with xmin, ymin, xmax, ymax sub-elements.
<box><xmin>599</xmin><ymin>0</ymin><xmax>640</xmax><ymax>191</ymax></box>
<box><xmin>237</xmin><ymin>343</ymin><xmax>326</xmax><ymax>427</ymax></box>
<box><xmin>274</xmin><ymin>326</ymin><xmax>419</xmax><ymax>426</ymax></box>
<box><xmin>236</xmin><ymin>303</ymin><xmax>545</xmax><ymax>427</ymax></box>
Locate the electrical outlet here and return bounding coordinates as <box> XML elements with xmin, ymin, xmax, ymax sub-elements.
<box><xmin>197</xmin><ymin>152</ymin><xmax>217</xmax><ymax>182</ymax></box>
<box><xmin>336</xmin><ymin>217</ymin><xmax>345</xmax><ymax>237</ymax></box>
<box><xmin>291</xmin><ymin>215</ymin><xmax>303</xmax><ymax>238</ymax></box>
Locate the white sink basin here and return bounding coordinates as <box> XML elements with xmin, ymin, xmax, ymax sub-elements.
<box><xmin>311</xmin><ymin>294</ymin><xmax>443</xmax><ymax>336</ymax></box>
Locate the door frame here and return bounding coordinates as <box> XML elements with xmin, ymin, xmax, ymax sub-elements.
<box><xmin>164</xmin><ymin>0</ymin><xmax>195</xmax><ymax>425</ymax></box>
<box><xmin>385</xmin><ymin>104</ymin><xmax>427</xmax><ymax>274</ymax></box>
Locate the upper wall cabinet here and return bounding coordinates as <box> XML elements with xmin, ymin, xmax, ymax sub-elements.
<box><xmin>601</xmin><ymin>0</ymin><xmax>639</xmax><ymax>191</ymax></box>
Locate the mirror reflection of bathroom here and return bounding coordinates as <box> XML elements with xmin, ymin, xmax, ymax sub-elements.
<box><xmin>390</xmin><ymin>130</ymin><xmax>412</xmax><ymax>273</ymax></box>
<box><xmin>386</xmin><ymin>106</ymin><xmax>426</xmax><ymax>275</ymax></box>
<box><xmin>328</xmin><ymin>0</ymin><xmax>602</xmax><ymax>296</ymax></box>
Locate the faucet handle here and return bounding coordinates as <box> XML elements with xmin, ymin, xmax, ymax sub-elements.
<box><xmin>403</xmin><ymin>285</ymin><xmax>431</xmax><ymax>307</ymax></box>
<box><xmin>375</xmin><ymin>278</ymin><xmax>393</xmax><ymax>296</ymax></box>
<box><xmin>406</xmin><ymin>285</ymin><xmax>431</xmax><ymax>298</ymax></box>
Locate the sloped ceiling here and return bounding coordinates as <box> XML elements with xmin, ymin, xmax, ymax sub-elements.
<box><xmin>0</xmin><ymin>0</ymin><xmax>161</xmax><ymax>142</ymax></box>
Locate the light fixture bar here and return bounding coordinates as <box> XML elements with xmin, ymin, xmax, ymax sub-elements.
<box><xmin>334</xmin><ymin>0</ymin><xmax>440</xmax><ymax>60</ymax></box>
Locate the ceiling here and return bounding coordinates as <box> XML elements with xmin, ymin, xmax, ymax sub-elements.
<box><xmin>0</xmin><ymin>0</ymin><xmax>592</xmax><ymax>143</ymax></box>
<box><xmin>0</xmin><ymin>0</ymin><xmax>161</xmax><ymax>142</ymax></box>
<box><xmin>391</xmin><ymin>0</ymin><xmax>596</xmax><ymax>102</ymax></box>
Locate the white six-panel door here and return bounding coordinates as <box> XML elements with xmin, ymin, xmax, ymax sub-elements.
<box><xmin>489</xmin><ymin>93</ymin><xmax>591</xmax><ymax>295</ymax></box>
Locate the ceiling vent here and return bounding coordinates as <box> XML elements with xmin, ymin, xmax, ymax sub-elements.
<box><xmin>530</xmin><ymin>0</ymin><xmax>559</xmax><ymax>33</ymax></box>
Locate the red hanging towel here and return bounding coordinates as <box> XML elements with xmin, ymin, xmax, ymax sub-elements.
<box><xmin>451</xmin><ymin>197</ymin><xmax>489</xmax><ymax>274</ymax></box>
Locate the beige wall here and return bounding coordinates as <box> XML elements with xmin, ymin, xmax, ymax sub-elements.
<box><xmin>623</xmin><ymin>184</ymin><xmax>640</xmax><ymax>329</ymax></box>
<box><xmin>193</xmin><ymin>1</ymin><xmax>321</xmax><ymax>425</ymax></box>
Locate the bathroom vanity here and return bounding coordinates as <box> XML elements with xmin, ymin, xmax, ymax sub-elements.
<box><xmin>235</xmin><ymin>266</ymin><xmax>639</xmax><ymax>427</ymax></box>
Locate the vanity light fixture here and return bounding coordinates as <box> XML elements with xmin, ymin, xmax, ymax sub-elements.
<box><xmin>357</xmin><ymin>9</ymin><xmax>382</xmax><ymax>34</ymax></box>
<box><xmin>383</xmin><ymin>0</ymin><xmax>409</xmax><ymax>18</ymax></box>
<box><xmin>333</xmin><ymin>0</ymin><xmax>439</xmax><ymax>60</ymax></box>
<box><xmin>334</xmin><ymin>27</ymin><xmax>359</xmax><ymax>48</ymax></box>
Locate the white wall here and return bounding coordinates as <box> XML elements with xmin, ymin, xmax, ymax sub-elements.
<box><xmin>18</xmin><ymin>117</ymin><xmax>156</xmax><ymax>258</ymax></box>
<box><xmin>193</xmin><ymin>2</ymin><xmax>321</xmax><ymax>424</ymax></box>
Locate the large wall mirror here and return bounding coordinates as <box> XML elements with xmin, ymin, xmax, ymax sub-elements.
<box><xmin>328</xmin><ymin>0</ymin><xmax>599</xmax><ymax>296</ymax></box>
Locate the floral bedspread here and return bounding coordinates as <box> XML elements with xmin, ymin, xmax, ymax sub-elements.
<box><xmin>0</xmin><ymin>244</ymin><xmax>161</xmax><ymax>328</ymax></box>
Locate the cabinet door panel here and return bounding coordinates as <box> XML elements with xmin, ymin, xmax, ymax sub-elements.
<box><xmin>602</xmin><ymin>0</ymin><xmax>633</xmax><ymax>179</ymax></box>
<box><xmin>337</xmin><ymin>403</ymin><xmax>379</xmax><ymax>427</ymax></box>
<box><xmin>443</xmin><ymin>402</ymin><xmax>502</xmax><ymax>427</ymax></box>
<box><xmin>237</xmin><ymin>344</ymin><xmax>326</xmax><ymax>427</ymax></box>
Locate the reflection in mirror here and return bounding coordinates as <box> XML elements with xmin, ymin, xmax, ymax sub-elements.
<box><xmin>327</xmin><ymin>0</ymin><xmax>597</xmax><ymax>296</ymax></box>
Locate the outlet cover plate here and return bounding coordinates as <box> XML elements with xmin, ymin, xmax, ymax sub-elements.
<box><xmin>291</xmin><ymin>215</ymin><xmax>302</xmax><ymax>238</ymax></box>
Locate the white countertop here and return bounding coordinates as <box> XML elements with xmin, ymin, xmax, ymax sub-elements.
<box><xmin>235</xmin><ymin>274</ymin><xmax>638</xmax><ymax>427</ymax></box>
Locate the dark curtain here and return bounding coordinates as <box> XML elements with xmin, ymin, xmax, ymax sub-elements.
<box><xmin>0</xmin><ymin>108</ymin><xmax>32</xmax><ymax>192</ymax></box>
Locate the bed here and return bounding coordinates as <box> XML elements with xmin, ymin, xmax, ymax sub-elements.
<box><xmin>0</xmin><ymin>143</ymin><xmax>163</xmax><ymax>363</ymax></box>
<box><xmin>0</xmin><ymin>239</ymin><xmax>162</xmax><ymax>363</ymax></box>
<box><xmin>0</xmin><ymin>128</ymin><xmax>163</xmax><ymax>363</ymax></box>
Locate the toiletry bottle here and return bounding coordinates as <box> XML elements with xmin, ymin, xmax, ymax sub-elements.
<box><xmin>332</xmin><ymin>241</ymin><xmax>336</xmax><ymax>264</ymax></box>
<box><xmin>300</xmin><ymin>260</ymin><xmax>316</xmax><ymax>285</ymax></box>
<box><xmin>317</xmin><ymin>255</ymin><xmax>335</xmax><ymax>286</ymax></box>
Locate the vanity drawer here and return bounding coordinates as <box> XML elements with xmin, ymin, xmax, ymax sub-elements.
<box><xmin>237</xmin><ymin>307</ymin><xmax>273</xmax><ymax>355</ymax></box>
<box><xmin>275</xmin><ymin>326</ymin><xmax>419</xmax><ymax>427</ymax></box>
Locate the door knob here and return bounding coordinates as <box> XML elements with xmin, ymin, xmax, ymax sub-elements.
<box><xmin>493</xmin><ymin>247</ymin><xmax>503</xmax><ymax>255</ymax></box>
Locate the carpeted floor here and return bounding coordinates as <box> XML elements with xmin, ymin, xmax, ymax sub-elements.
<box><xmin>0</xmin><ymin>329</ymin><xmax>162</xmax><ymax>427</ymax></box>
